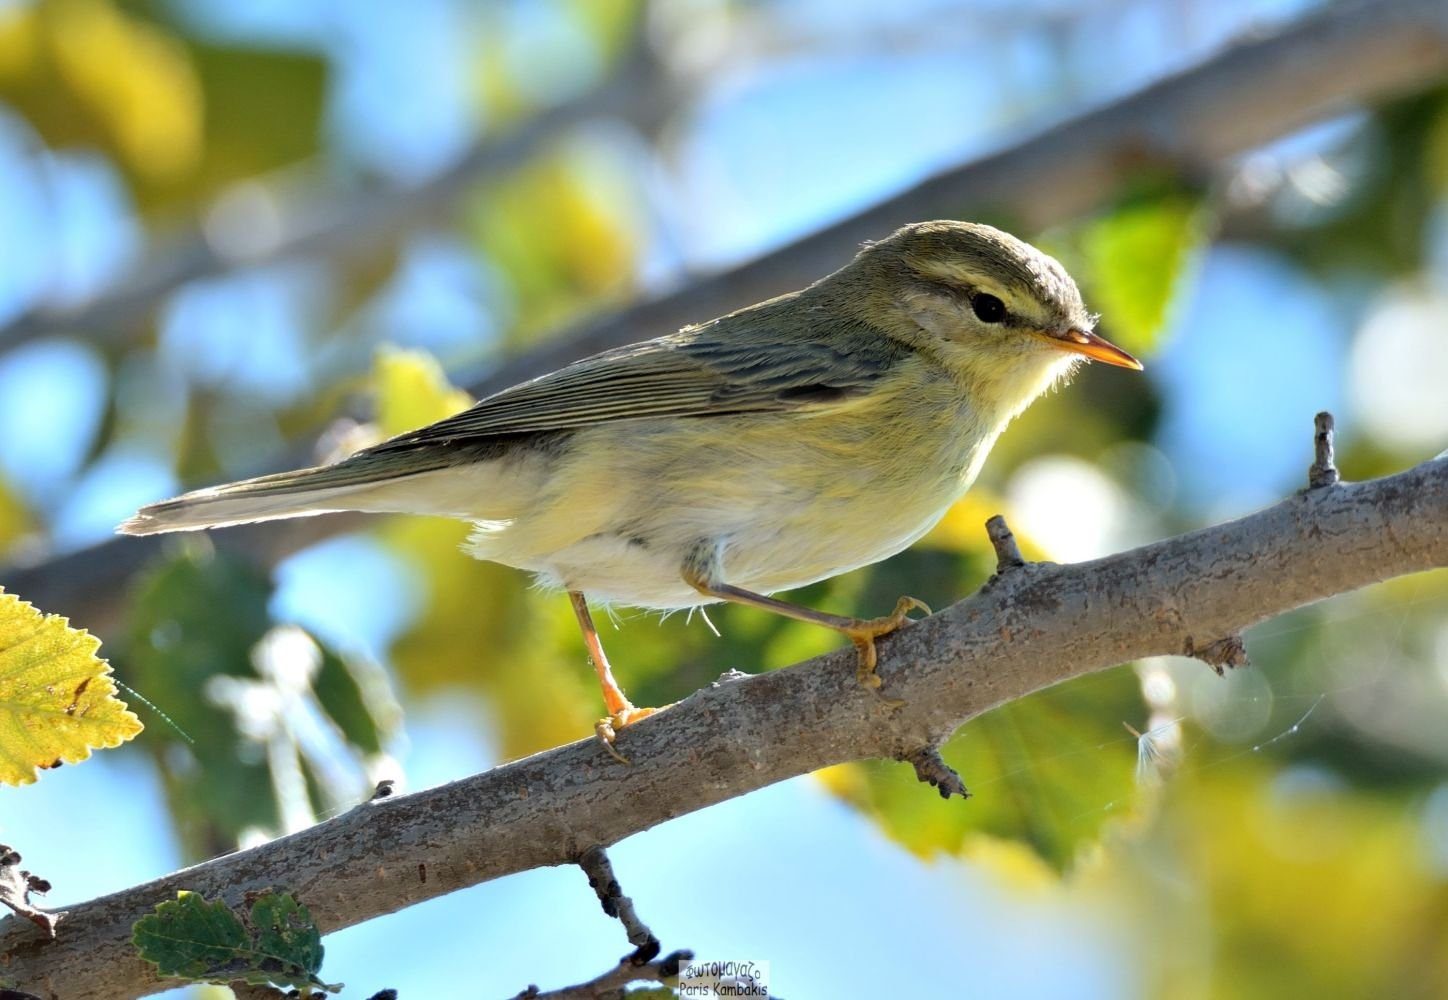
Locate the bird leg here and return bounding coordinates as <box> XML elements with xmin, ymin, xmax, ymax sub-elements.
<box><xmin>681</xmin><ymin>560</ymin><xmax>929</xmax><ymax>694</ymax></box>
<box><xmin>569</xmin><ymin>591</ymin><xmax>660</xmax><ymax>764</ymax></box>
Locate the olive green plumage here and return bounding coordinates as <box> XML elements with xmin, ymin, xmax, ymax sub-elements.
<box><xmin>119</xmin><ymin>220</ymin><xmax>1138</xmax><ymax>612</ymax></box>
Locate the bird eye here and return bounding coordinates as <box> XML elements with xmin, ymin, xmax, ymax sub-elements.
<box><xmin>971</xmin><ymin>293</ymin><xmax>1006</xmax><ymax>323</ymax></box>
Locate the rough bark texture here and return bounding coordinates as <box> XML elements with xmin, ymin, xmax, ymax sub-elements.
<box><xmin>4</xmin><ymin>454</ymin><xmax>1445</xmax><ymax>999</ymax></box>
<box><xmin>6</xmin><ymin>0</ymin><xmax>1447</xmax><ymax>637</ymax></box>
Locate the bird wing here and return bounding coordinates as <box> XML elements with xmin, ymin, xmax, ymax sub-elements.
<box><xmin>118</xmin><ymin>319</ymin><xmax>907</xmax><ymax>518</ymax></box>
<box><xmin>365</xmin><ymin>321</ymin><xmax>904</xmax><ymax>455</ymax></box>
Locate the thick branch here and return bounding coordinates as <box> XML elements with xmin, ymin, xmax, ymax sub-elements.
<box><xmin>5</xmin><ymin>0</ymin><xmax>1446</xmax><ymax>634</ymax></box>
<box><xmin>5</xmin><ymin>453</ymin><xmax>1445</xmax><ymax>999</ymax></box>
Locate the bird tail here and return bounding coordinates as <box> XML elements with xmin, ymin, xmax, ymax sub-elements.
<box><xmin>117</xmin><ymin>462</ymin><xmax>396</xmax><ymax>536</ymax></box>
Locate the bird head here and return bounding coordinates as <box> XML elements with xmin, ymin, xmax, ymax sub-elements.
<box><xmin>842</xmin><ymin>221</ymin><xmax>1141</xmax><ymax>407</ymax></box>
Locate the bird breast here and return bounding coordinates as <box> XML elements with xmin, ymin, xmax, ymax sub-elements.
<box><xmin>468</xmin><ymin>360</ymin><xmax>997</xmax><ymax>608</ymax></box>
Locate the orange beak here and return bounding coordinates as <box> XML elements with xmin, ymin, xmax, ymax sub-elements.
<box><xmin>1035</xmin><ymin>328</ymin><xmax>1143</xmax><ymax>370</ymax></box>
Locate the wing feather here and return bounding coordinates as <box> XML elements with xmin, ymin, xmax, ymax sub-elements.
<box><xmin>366</xmin><ymin>321</ymin><xmax>903</xmax><ymax>456</ymax></box>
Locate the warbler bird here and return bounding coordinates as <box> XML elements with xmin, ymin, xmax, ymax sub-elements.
<box><xmin>120</xmin><ymin>221</ymin><xmax>1141</xmax><ymax>759</ymax></box>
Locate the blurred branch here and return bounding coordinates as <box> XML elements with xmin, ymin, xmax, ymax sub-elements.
<box><xmin>0</xmin><ymin>24</ymin><xmax>671</xmax><ymax>352</ymax></box>
<box><xmin>5</xmin><ymin>438</ymin><xmax>1445</xmax><ymax>999</ymax></box>
<box><xmin>467</xmin><ymin>0</ymin><xmax>1448</xmax><ymax>398</ymax></box>
<box><xmin>5</xmin><ymin>0</ymin><xmax>1445</xmax><ymax>635</ymax></box>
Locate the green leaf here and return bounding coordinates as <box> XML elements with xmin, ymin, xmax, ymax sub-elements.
<box><xmin>132</xmin><ymin>891</ymin><xmax>249</xmax><ymax>982</ymax></box>
<box><xmin>1079</xmin><ymin>183</ymin><xmax>1208</xmax><ymax>355</ymax></box>
<box><xmin>185</xmin><ymin>41</ymin><xmax>327</xmax><ymax>207</ymax></box>
<box><xmin>132</xmin><ymin>890</ymin><xmax>339</xmax><ymax>992</ymax></box>
<box><xmin>821</xmin><ymin>667</ymin><xmax>1144</xmax><ymax>873</ymax></box>
<box><xmin>0</xmin><ymin>588</ymin><xmax>142</xmax><ymax>785</ymax></box>
<box><xmin>124</xmin><ymin>549</ymin><xmax>399</xmax><ymax>856</ymax></box>
<box><xmin>0</xmin><ymin>476</ymin><xmax>29</xmax><ymax>557</ymax></box>
<box><xmin>249</xmin><ymin>892</ymin><xmax>326</xmax><ymax>985</ymax></box>
<box><xmin>124</xmin><ymin>549</ymin><xmax>281</xmax><ymax>851</ymax></box>
<box><xmin>312</xmin><ymin>646</ymin><xmax>384</xmax><ymax>756</ymax></box>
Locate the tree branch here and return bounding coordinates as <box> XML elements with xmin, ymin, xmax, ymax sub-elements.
<box><xmin>464</xmin><ymin>0</ymin><xmax>1448</xmax><ymax>400</ymax></box>
<box><xmin>0</xmin><ymin>24</ymin><xmax>670</xmax><ymax>352</ymax></box>
<box><xmin>5</xmin><ymin>0</ymin><xmax>1446</xmax><ymax>636</ymax></box>
<box><xmin>512</xmin><ymin>949</ymin><xmax>691</xmax><ymax>1000</ymax></box>
<box><xmin>5</xmin><ymin>434</ymin><xmax>1445</xmax><ymax>999</ymax></box>
<box><xmin>507</xmin><ymin>847</ymin><xmax>692</xmax><ymax>1000</ymax></box>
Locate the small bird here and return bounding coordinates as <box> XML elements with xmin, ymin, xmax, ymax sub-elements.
<box><xmin>120</xmin><ymin>221</ymin><xmax>1140</xmax><ymax>759</ymax></box>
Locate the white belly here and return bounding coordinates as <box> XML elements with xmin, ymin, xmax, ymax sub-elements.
<box><xmin>466</xmin><ymin>390</ymin><xmax>998</xmax><ymax>609</ymax></box>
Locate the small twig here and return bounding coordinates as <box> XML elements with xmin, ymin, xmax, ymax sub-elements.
<box><xmin>513</xmin><ymin>949</ymin><xmax>692</xmax><ymax>1000</ymax></box>
<box><xmin>902</xmin><ymin>746</ymin><xmax>970</xmax><ymax>800</ymax></box>
<box><xmin>0</xmin><ymin>846</ymin><xmax>61</xmax><ymax>939</ymax></box>
<box><xmin>985</xmin><ymin>514</ymin><xmax>1027</xmax><ymax>572</ymax></box>
<box><xmin>712</xmin><ymin>668</ymin><xmax>752</xmax><ymax>687</ymax></box>
<box><xmin>577</xmin><ymin>846</ymin><xmax>658</xmax><ymax>962</ymax></box>
<box><xmin>538</xmin><ymin>848</ymin><xmax>697</xmax><ymax>1000</ymax></box>
<box><xmin>369</xmin><ymin>779</ymin><xmax>396</xmax><ymax>801</ymax></box>
<box><xmin>1308</xmin><ymin>411</ymin><xmax>1341</xmax><ymax>489</ymax></box>
<box><xmin>1184</xmin><ymin>634</ymin><xmax>1250</xmax><ymax>676</ymax></box>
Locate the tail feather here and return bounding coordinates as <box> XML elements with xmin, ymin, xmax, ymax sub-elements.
<box><xmin>117</xmin><ymin>465</ymin><xmax>384</xmax><ymax>536</ymax></box>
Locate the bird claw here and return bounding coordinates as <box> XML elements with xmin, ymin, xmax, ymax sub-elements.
<box><xmin>594</xmin><ymin>705</ymin><xmax>663</xmax><ymax>765</ymax></box>
<box><xmin>845</xmin><ymin>596</ymin><xmax>930</xmax><ymax>695</ymax></box>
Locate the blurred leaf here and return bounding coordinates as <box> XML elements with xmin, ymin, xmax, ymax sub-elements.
<box><xmin>920</xmin><ymin>490</ymin><xmax>1051</xmax><ymax>563</ymax></box>
<box><xmin>182</xmin><ymin>41</ymin><xmax>327</xmax><ymax>208</ymax></box>
<box><xmin>373</xmin><ymin>347</ymin><xmax>473</xmax><ymax>436</ymax></box>
<box><xmin>1269</xmin><ymin>89</ymin><xmax>1448</xmax><ymax>279</ymax></box>
<box><xmin>381</xmin><ymin>513</ymin><xmax>601</xmax><ymax>756</ymax></box>
<box><xmin>0</xmin><ymin>0</ymin><xmax>325</xmax><ymax>210</ymax></box>
<box><xmin>123</xmin><ymin>548</ymin><xmax>396</xmax><ymax>858</ymax></box>
<box><xmin>132</xmin><ymin>890</ymin><xmax>338</xmax><ymax>992</ymax></box>
<box><xmin>0</xmin><ymin>0</ymin><xmax>201</xmax><ymax>181</ymax></box>
<box><xmin>1120</xmin><ymin>765</ymin><xmax>1448</xmax><ymax>1000</ymax></box>
<box><xmin>312</xmin><ymin>647</ymin><xmax>385</xmax><ymax>756</ymax></box>
<box><xmin>0</xmin><ymin>587</ymin><xmax>142</xmax><ymax>785</ymax></box>
<box><xmin>124</xmin><ymin>547</ymin><xmax>279</xmax><ymax>856</ymax></box>
<box><xmin>1427</xmin><ymin>97</ymin><xmax>1448</xmax><ymax>195</ymax></box>
<box><xmin>470</xmin><ymin>143</ymin><xmax>642</xmax><ymax>337</ymax></box>
<box><xmin>820</xmin><ymin>667</ymin><xmax>1143</xmax><ymax>873</ymax></box>
<box><xmin>565</xmin><ymin>0</ymin><xmax>644</xmax><ymax>60</ymax></box>
<box><xmin>0</xmin><ymin>477</ymin><xmax>30</xmax><ymax>557</ymax></box>
<box><xmin>1078</xmin><ymin>182</ymin><xmax>1208</xmax><ymax>356</ymax></box>
<box><xmin>366</xmin><ymin>347</ymin><xmax>599</xmax><ymax>754</ymax></box>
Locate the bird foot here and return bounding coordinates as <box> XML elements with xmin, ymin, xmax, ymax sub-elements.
<box><xmin>844</xmin><ymin>596</ymin><xmax>930</xmax><ymax>699</ymax></box>
<box><xmin>594</xmin><ymin>704</ymin><xmax>664</xmax><ymax>764</ymax></box>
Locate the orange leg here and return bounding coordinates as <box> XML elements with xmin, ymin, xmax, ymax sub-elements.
<box><xmin>682</xmin><ymin>572</ymin><xmax>928</xmax><ymax>694</ymax></box>
<box><xmin>569</xmin><ymin>591</ymin><xmax>661</xmax><ymax>763</ymax></box>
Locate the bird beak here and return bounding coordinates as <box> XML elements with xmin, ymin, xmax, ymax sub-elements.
<box><xmin>1035</xmin><ymin>328</ymin><xmax>1144</xmax><ymax>370</ymax></box>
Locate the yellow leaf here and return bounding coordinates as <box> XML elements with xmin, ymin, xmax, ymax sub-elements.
<box><xmin>366</xmin><ymin>347</ymin><xmax>599</xmax><ymax>755</ymax></box>
<box><xmin>0</xmin><ymin>588</ymin><xmax>142</xmax><ymax>785</ymax></box>
<box><xmin>373</xmin><ymin>346</ymin><xmax>473</xmax><ymax>438</ymax></box>
<box><xmin>47</xmin><ymin>0</ymin><xmax>202</xmax><ymax>180</ymax></box>
<box><xmin>470</xmin><ymin>146</ymin><xmax>641</xmax><ymax>336</ymax></box>
<box><xmin>0</xmin><ymin>475</ymin><xmax>30</xmax><ymax>554</ymax></box>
